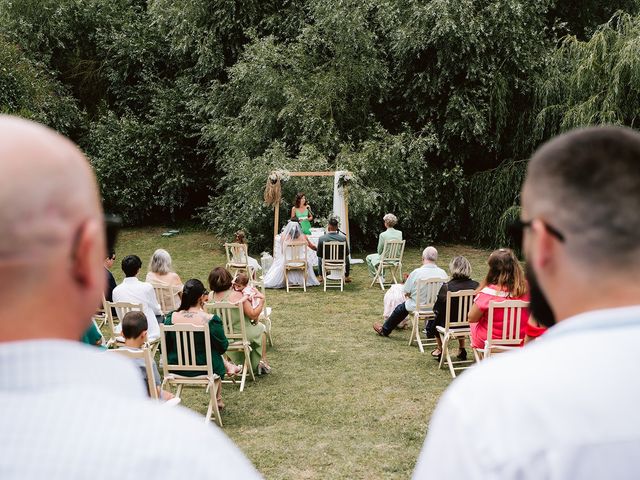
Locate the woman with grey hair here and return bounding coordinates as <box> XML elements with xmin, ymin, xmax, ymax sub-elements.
<box><xmin>146</xmin><ymin>248</ymin><xmax>184</xmax><ymax>310</ymax></box>
<box><xmin>428</xmin><ymin>256</ymin><xmax>478</xmax><ymax>361</ymax></box>
<box><xmin>366</xmin><ymin>213</ymin><xmax>403</xmax><ymax>277</ymax></box>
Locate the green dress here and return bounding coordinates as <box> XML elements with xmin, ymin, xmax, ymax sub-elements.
<box><xmin>163</xmin><ymin>312</ymin><xmax>229</xmax><ymax>379</ymax></box>
<box><xmin>294</xmin><ymin>208</ymin><xmax>312</xmax><ymax>235</ymax></box>
<box><xmin>210</xmin><ymin>290</ymin><xmax>265</xmax><ymax>374</ymax></box>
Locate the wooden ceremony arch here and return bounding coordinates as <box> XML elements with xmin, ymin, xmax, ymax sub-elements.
<box><xmin>266</xmin><ymin>171</ymin><xmax>351</xmax><ymax>255</ymax></box>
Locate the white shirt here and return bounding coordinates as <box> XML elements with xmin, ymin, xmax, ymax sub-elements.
<box><xmin>403</xmin><ymin>264</ymin><xmax>448</xmax><ymax>312</ymax></box>
<box><xmin>113</xmin><ymin>277</ymin><xmax>162</xmax><ymax>340</ymax></box>
<box><xmin>413</xmin><ymin>305</ymin><xmax>640</xmax><ymax>480</ymax></box>
<box><xmin>0</xmin><ymin>340</ymin><xmax>261</xmax><ymax>479</ymax></box>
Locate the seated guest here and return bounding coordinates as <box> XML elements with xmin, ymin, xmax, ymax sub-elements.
<box><xmin>427</xmin><ymin>256</ymin><xmax>479</xmax><ymax>360</ymax></box>
<box><xmin>524</xmin><ymin>317</ymin><xmax>547</xmax><ymax>344</ymax></box>
<box><xmin>468</xmin><ymin>248</ymin><xmax>529</xmax><ymax>350</ymax></box>
<box><xmin>80</xmin><ymin>319</ymin><xmax>104</xmax><ymax>347</ymax></box>
<box><xmin>121</xmin><ymin>311</ymin><xmax>174</xmax><ymax>400</ymax></box>
<box><xmin>104</xmin><ymin>249</ymin><xmax>117</xmax><ymax>301</ymax></box>
<box><xmin>316</xmin><ymin>217</ymin><xmax>351</xmax><ymax>283</ymax></box>
<box><xmin>366</xmin><ymin>213</ymin><xmax>402</xmax><ymax>277</ymax></box>
<box><xmin>232</xmin><ymin>230</ymin><xmax>262</xmax><ymax>278</ymax></box>
<box><xmin>164</xmin><ymin>279</ymin><xmax>230</xmax><ymax>409</ymax></box>
<box><xmin>373</xmin><ymin>247</ymin><xmax>448</xmax><ymax>337</ymax></box>
<box><xmin>113</xmin><ymin>255</ymin><xmax>162</xmax><ymax>340</ymax></box>
<box><xmin>209</xmin><ymin>267</ymin><xmax>271</xmax><ymax>374</ymax></box>
<box><xmin>145</xmin><ymin>248</ymin><xmax>183</xmax><ymax>310</ymax></box>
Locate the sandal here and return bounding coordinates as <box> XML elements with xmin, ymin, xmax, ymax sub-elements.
<box><xmin>431</xmin><ymin>349</ymin><xmax>442</xmax><ymax>359</ymax></box>
<box><xmin>373</xmin><ymin>323</ymin><xmax>386</xmax><ymax>336</ymax></box>
<box><xmin>258</xmin><ymin>361</ymin><xmax>272</xmax><ymax>374</ymax></box>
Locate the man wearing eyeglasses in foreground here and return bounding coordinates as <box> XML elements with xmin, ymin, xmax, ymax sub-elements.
<box><xmin>0</xmin><ymin>116</ymin><xmax>261</xmax><ymax>479</ymax></box>
<box><xmin>413</xmin><ymin>126</ymin><xmax>640</xmax><ymax>479</ymax></box>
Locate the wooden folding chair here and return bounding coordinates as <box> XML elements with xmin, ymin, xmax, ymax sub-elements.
<box><xmin>473</xmin><ymin>300</ymin><xmax>529</xmax><ymax>361</ymax></box>
<box><xmin>437</xmin><ymin>289</ymin><xmax>476</xmax><ymax>377</ymax></box>
<box><xmin>103</xmin><ymin>299</ymin><xmax>159</xmax><ymax>355</ymax></box>
<box><xmin>408</xmin><ymin>278</ymin><xmax>446</xmax><ymax>352</ymax></box>
<box><xmin>284</xmin><ymin>241</ymin><xmax>308</xmax><ymax>292</ymax></box>
<box><xmin>103</xmin><ymin>299</ymin><xmax>141</xmax><ymax>348</ymax></box>
<box><xmin>224</xmin><ymin>242</ymin><xmax>251</xmax><ymax>278</ymax></box>
<box><xmin>159</xmin><ymin>323</ymin><xmax>222</xmax><ymax>425</ymax></box>
<box><xmin>370</xmin><ymin>239</ymin><xmax>406</xmax><ymax>290</ymax></box>
<box><xmin>251</xmin><ymin>278</ymin><xmax>273</xmax><ymax>347</ymax></box>
<box><xmin>204</xmin><ymin>302</ymin><xmax>255</xmax><ymax>392</ymax></box>
<box><xmin>322</xmin><ymin>241</ymin><xmax>347</xmax><ymax>292</ymax></box>
<box><xmin>150</xmin><ymin>282</ymin><xmax>181</xmax><ymax>315</ymax></box>
<box><xmin>106</xmin><ymin>346</ymin><xmax>160</xmax><ymax>399</ymax></box>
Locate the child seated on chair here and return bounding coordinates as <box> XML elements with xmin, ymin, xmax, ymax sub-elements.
<box><xmin>232</xmin><ymin>273</ymin><xmax>265</xmax><ymax>310</ymax></box>
<box><xmin>121</xmin><ymin>311</ymin><xmax>175</xmax><ymax>401</ymax></box>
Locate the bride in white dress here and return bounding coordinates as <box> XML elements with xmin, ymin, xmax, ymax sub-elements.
<box><xmin>264</xmin><ymin>221</ymin><xmax>320</xmax><ymax>289</ymax></box>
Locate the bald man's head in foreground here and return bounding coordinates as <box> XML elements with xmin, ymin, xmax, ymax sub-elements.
<box><xmin>0</xmin><ymin>115</ymin><xmax>105</xmax><ymax>342</ymax></box>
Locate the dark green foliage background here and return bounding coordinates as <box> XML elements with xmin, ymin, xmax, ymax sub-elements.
<box><xmin>1</xmin><ymin>0</ymin><xmax>638</xmax><ymax>249</ymax></box>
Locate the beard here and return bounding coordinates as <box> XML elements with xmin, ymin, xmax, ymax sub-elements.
<box><xmin>526</xmin><ymin>265</ymin><xmax>557</xmax><ymax>328</ymax></box>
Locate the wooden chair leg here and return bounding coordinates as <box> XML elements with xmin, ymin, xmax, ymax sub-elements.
<box><xmin>415</xmin><ymin>319</ymin><xmax>425</xmax><ymax>353</ymax></box>
<box><xmin>438</xmin><ymin>334</ymin><xmax>448</xmax><ymax>370</ymax></box>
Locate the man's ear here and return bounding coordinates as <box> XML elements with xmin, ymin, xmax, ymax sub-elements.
<box><xmin>530</xmin><ymin>219</ymin><xmax>557</xmax><ymax>271</ymax></box>
<box><xmin>71</xmin><ymin>219</ymin><xmax>104</xmax><ymax>289</ymax></box>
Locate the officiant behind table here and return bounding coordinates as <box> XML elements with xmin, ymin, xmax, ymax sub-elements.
<box><xmin>290</xmin><ymin>192</ymin><xmax>313</xmax><ymax>235</ymax></box>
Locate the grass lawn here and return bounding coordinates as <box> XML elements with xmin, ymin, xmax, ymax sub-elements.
<box><xmin>111</xmin><ymin>227</ymin><xmax>493</xmax><ymax>479</ymax></box>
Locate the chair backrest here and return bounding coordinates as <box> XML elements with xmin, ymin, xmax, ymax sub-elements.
<box><xmin>414</xmin><ymin>277</ymin><xmax>446</xmax><ymax>314</ymax></box>
<box><xmin>284</xmin><ymin>241</ymin><xmax>307</xmax><ymax>266</ymax></box>
<box><xmin>224</xmin><ymin>242</ymin><xmax>249</xmax><ymax>266</ymax></box>
<box><xmin>106</xmin><ymin>347</ymin><xmax>158</xmax><ymax>399</ymax></box>
<box><xmin>323</xmin><ymin>241</ymin><xmax>346</xmax><ymax>266</ymax></box>
<box><xmin>486</xmin><ymin>299</ymin><xmax>529</xmax><ymax>352</ymax></box>
<box><xmin>381</xmin><ymin>239</ymin><xmax>405</xmax><ymax>264</ymax></box>
<box><xmin>204</xmin><ymin>302</ymin><xmax>247</xmax><ymax>344</ymax></box>
<box><xmin>159</xmin><ymin>322</ymin><xmax>214</xmax><ymax>377</ymax></box>
<box><xmin>444</xmin><ymin>289</ymin><xmax>476</xmax><ymax>329</ymax></box>
<box><xmin>150</xmin><ymin>282</ymin><xmax>181</xmax><ymax>315</ymax></box>
<box><xmin>103</xmin><ymin>299</ymin><xmax>143</xmax><ymax>340</ymax></box>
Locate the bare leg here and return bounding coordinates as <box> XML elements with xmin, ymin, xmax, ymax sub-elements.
<box><xmin>216</xmin><ymin>378</ymin><xmax>224</xmax><ymax>408</ymax></box>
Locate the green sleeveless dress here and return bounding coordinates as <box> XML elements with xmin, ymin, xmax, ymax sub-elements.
<box><xmin>295</xmin><ymin>208</ymin><xmax>312</xmax><ymax>235</ymax></box>
<box><xmin>210</xmin><ymin>290</ymin><xmax>265</xmax><ymax>374</ymax></box>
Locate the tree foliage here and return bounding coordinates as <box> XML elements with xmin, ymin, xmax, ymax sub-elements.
<box><xmin>2</xmin><ymin>0</ymin><xmax>639</xmax><ymax>247</ymax></box>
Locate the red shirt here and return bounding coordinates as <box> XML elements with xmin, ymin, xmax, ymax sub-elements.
<box><xmin>470</xmin><ymin>284</ymin><xmax>530</xmax><ymax>349</ymax></box>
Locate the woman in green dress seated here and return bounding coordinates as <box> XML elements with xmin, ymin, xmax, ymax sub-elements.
<box><xmin>290</xmin><ymin>192</ymin><xmax>313</xmax><ymax>235</ymax></box>
<box><xmin>163</xmin><ymin>278</ymin><xmax>229</xmax><ymax>409</ymax></box>
<box><xmin>207</xmin><ymin>267</ymin><xmax>272</xmax><ymax>374</ymax></box>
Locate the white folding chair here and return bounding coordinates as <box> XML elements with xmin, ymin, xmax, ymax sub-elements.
<box><xmin>150</xmin><ymin>282</ymin><xmax>181</xmax><ymax>315</ymax></box>
<box><xmin>224</xmin><ymin>242</ymin><xmax>251</xmax><ymax>278</ymax></box>
<box><xmin>473</xmin><ymin>300</ymin><xmax>529</xmax><ymax>361</ymax></box>
<box><xmin>204</xmin><ymin>302</ymin><xmax>255</xmax><ymax>392</ymax></box>
<box><xmin>103</xmin><ymin>299</ymin><xmax>159</xmax><ymax>355</ymax></box>
<box><xmin>106</xmin><ymin>346</ymin><xmax>159</xmax><ymax>399</ymax></box>
<box><xmin>322</xmin><ymin>241</ymin><xmax>347</xmax><ymax>292</ymax></box>
<box><xmin>408</xmin><ymin>278</ymin><xmax>446</xmax><ymax>352</ymax></box>
<box><xmin>284</xmin><ymin>241</ymin><xmax>308</xmax><ymax>292</ymax></box>
<box><xmin>437</xmin><ymin>289</ymin><xmax>476</xmax><ymax>377</ymax></box>
<box><xmin>370</xmin><ymin>239</ymin><xmax>406</xmax><ymax>290</ymax></box>
<box><xmin>159</xmin><ymin>323</ymin><xmax>222</xmax><ymax>426</ymax></box>
<box><xmin>103</xmin><ymin>299</ymin><xmax>141</xmax><ymax>348</ymax></box>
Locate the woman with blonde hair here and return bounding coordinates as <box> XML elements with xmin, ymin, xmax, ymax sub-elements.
<box><xmin>146</xmin><ymin>249</ymin><xmax>183</xmax><ymax>310</ymax></box>
<box><xmin>468</xmin><ymin>248</ymin><xmax>530</xmax><ymax>349</ymax></box>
